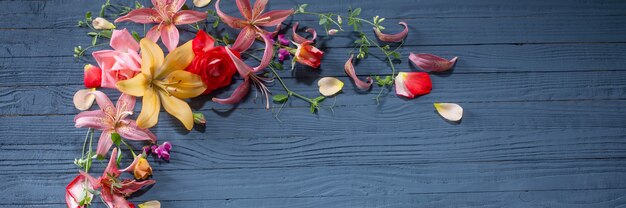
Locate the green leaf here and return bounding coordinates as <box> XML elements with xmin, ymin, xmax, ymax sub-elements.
<box><xmin>115</xmin><ymin>148</ymin><xmax>122</xmax><ymax>166</ymax></box>
<box><xmin>318</xmin><ymin>16</ymin><xmax>327</xmax><ymax>25</ymax></box>
<box><xmin>351</xmin><ymin>8</ymin><xmax>361</xmax><ymax>17</ymax></box>
<box><xmin>313</xmin><ymin>96</ymin><xmax>326</xmax><ymax>103</ymax></box>
<box><xmin>135</xmin><ymin>1</ymin><xmax>143</xmax><ymax>9</ymax></box>
<box><xmin>297</xmin><ymin>4</ymin><xmax>308</xmax><ymax>13</ymax></box>
<box><xmin>87</xmin><ymin>32</ymin><xmax>98</xmax><ymax>36</ymax></box>
<box><xmin>310</xmin><ymin>104</ymin><xmax>317</xmax><ymax>113</ymax></box>
<box><xmin>273</xmin><ymin>94</ymin><xmax>289</xmax><ymax>103</ymax></box>
<box><xmin>85</xmin><ymin>11</ymin><xmax>92</xmax><ymax>20</ymax></box>
<box><xmin>99</xmin><ymin>30</ymin><xmax>112</xmax><ymax>38</ymax></box>
<box><xmin>91</xmin><ymin>35</ymin><xmax>98</xmax><ymax>46</ymax></box>
<box><xmin>213</xmin><ymin>19</ymin><xmax>220</xmax><ymax>28</ymax></box>
<box><xmin>131</xmin><ymin>31</ymin><xmax>141</xmax><ymax>42</ymax></box>
<box><xmin>111</xmin><ymin>133</ymin><xmax>122</xmax><ymax>147</ymax></box>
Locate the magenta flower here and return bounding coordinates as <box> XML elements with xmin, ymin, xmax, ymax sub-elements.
<box><xmin>277</xmin><ymin>34</ymin><xmax>290</xmax><ymax>46</ymax></box>
<box><xmin>152</xmin><ymin>142</ymin><xmax>172</xmax><ymax>161</ymax></box>
<box><xmin>74</xmin><ymin>91</ymin><xmax>156</xmax><ymax>157</ymax></box>
<box><xmin>92</xmin><ymin>29</ymin><xmax>141</xmax><ymax>89</ymax></box>
<box><xmin>278</xmin><ymin>48</ymin><xmax>290</xmax><ymax>62</ymax></box>
<box><xmin>115</xmin><ymin>0</ymin><xmax>207</xmax><ymax>51</ymax></box>
<box><xmin>215</xmin><ymin>0</ymin><xmax>294</xmax><ymax>52</ymax></box>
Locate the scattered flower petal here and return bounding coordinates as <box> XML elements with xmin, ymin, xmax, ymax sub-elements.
<box><xmin>373</xmin><ymin>21</ymin><xmax>408</xmax><ymax>42</ymax></box>
<box><xmin>409</xmin><ymin>53</ymin><xmax>458</xmax><ymax>72</ymax></box>
<box><xmin>92</xmin><ymin>17</ymin><xmax>115</xmax><ymax>30</ymax></box>
<box><xmin>394</xmin><ymin>72</ymin><xmax>432</xmax><ymax>99</ymax></box>
<box><xmin>434</xmin><ymin>103</ymin><xmax>463</xmax><ymax>122</ymax></box>
<box><xmin>292</xmin><ymin>22</ymin><xmax>317</xmax><ymax>43</ymax></box>
<box><xmin>344</xmin><ymin>55</ymin><xmax>372</xmax><ymax>90</ymax></box>
<box><xmin>73</xmin><ymin>89</ymin><xmax>96</xmax><ymax>111</ymax></box>
<box><xmin>139</xmin><ymin>201</ymin><xmax>161</xmax><ymax>208</ymax></box>
<box><xmin>66</xmin><ymin>174</ymin><xmax>94</xmax><ymax>208</ymax></box>
<box><xmin>318</xmin><ymin>77</ymin><xmax>344</xmax><ymax>96</ymax></box>
<box><xmin>193</xmin><ymin>0</ymin><xmax>212</xmax><ymax>7</ymax></box>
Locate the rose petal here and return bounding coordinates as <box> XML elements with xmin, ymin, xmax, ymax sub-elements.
<box><xmin>434</xmin><ymin>103</ymin><xmax>463</xmax><ymax>122</ymax></box>
<box><xmin>344</xmin><ymin>55</ymin><xmax>372</xmax><ymax>90</ymax></box>
<box><xmin>193</xmin><ymin>0</ymin><xmax>212</xmax><ymax>7</ymax></box>
<box><xmin>373</xmin><ymin>21</ymin><xmax>408</xmax><ymax>42</ymax></box>
<box><xmin>73</xmin><ymin>89</ymin><xmax>96</xmax><ymax>111</ymax></box>
<box><xmin>394</xmin><ymin>72</ymin><xmax>432</xmax><ymax>99</ymax></box>
<box><xmin>292</xmin><ymin>22</ymin><xmax>317</xmax><ymax>44</ymax></box>
<box><xmin>110</xmin><ymin>29</ymin><xmax>140</xmax><ymax>52</ymax></box>
<box><xmin>318</xmin><ymin>77</ymin><xmax>344</xmax><ymax>96</ymax></box>
<box><xmin>409</xmin><ymin>53</ymin><xmax>458</xmax><ymax>72</ymax></box>
<box><xmin>215</xmin><ymin>0</ymin><xmax>248</xmax><ymax>29</ymax></box>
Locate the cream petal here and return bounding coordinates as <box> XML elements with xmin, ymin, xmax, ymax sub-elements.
<box><xmin>73</xmin><ymin>89</ymin><xmax>96</xmax><ymax>111</ymax></box>
<box><xmin>159</xmin><ymin>90</ymin><xmax>194</xmax><ymax>130</ymax></box>
<box><xmin>193</xmin><ymin>0</ymin><xmax>212</xmax><ymax>7</ymax></box>
<box><xmin>138</xmin><ymin>200</ymin><xmax>162</xmax><ymax>208</ymax></box>
<box><xmin>136</xmin><ymin>89</ymin><xmax>161</xmax><ymax>129</ymax></box>
<box><xmin>434</xmin><ymin>103</ymin><xmax>463</xmax><ymax>122</ymax></box>
<box><xmin>318</xmin><ymin>77</ymin><xmax>344</xmax><ymax>96</ymax></box>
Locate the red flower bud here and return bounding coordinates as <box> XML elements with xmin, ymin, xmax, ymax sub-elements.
<box><xmin>295</xmin><ymin>41</ymin><xmax>324</xmax><ymax>69</ymax></box>
<box><xmin>83</xmin><ymin>64</ymin><xmax>102</xmax><ymax>88</ymax></box>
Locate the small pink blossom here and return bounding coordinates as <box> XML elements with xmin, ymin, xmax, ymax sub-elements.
<box><xmin>92</xmin><ymin>29</ymin><xmax>141</xmax><ymax>89</ymax></box>
<box><xmin>278</xmin><ymin>34</ymin><xmax>290</xmax><ymax>46</ymax></box>
<box><xmin>278</xmin><ymin>48</ymin><xmax>290</xmax><ymax>62</ymax></box>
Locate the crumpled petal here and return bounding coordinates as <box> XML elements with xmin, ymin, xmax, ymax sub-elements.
<box><xmin>215</xmin><ymin>0</ymin><xmax>248</xmax><ymax>29</ymax></box>
<box><xmin>318</xmin><ymin>77</ymin><xmax>344</xmax><ymax>96</ymax></box>
<box><xmin>344</xmin><ymin>55</ymin><xmax>372</xmax><ymax>90</ymax></box>
<box><xmin>394</xmin><ymin>72</ymin><xmax>432</xmax><ymax>99</ymax></box>
<box><xmin>115</xmin><ymin>8</ymin><xmax>160</xmax><ymax>24</ymax></box>
<box><xmin>136</xmin><ymin>89</ymin><xmax>161</xmax><ymax>129</ymax></box>
<box><xmin>74</xmin><ymin>110</ymin><xmax>109</xmax><ymax>130</ymax></box>
<box><xmin>212</xmin><ymin>77</ymin><xmax>251</xmax><ymax>105</ymax></box>
<box><xmin>73</xmin><ymin>89</ymin><xmax>96</xmax><ymax>111</ymax></box>
<box><xmin>159</xmin><ymin>91</ymin><xmax>195</xmax><ymax>130</ymax></box>
<box><xmin>236</xmin><ymin>0</ymin><xmax>253</xmax><ymax>20</ymax></box>
<box><xmin>138</xmin><ymin>201</ymin><xmax>161</xmax><ymax>208</ymax></box>
<box><xmin>96</xmin><ymin>130</ymin><xmax>114</xmax><ymax>157</ymax></box>
<box><xmin>409</xmin><ymin>53</ymin><xmax>458</xmax><ymax>72</ymax></box>
<box><xmin>434</xmin><ymin>103</ymin><xmax>463</xmax><ymax>122</ymax></box>
<box><xmin>373</xmin><ymin>21</ymin><xmax>408</xmax><ymax>42</ymax></box>
<box><xmin>255</xmin><ymin>9</ymin><xmax>294</xmax><ymax>27</ymax></box>
<box><xmin>160</xmin><ymin>24</ymin><xmax>180</xmax><ymax>52</ymax></box>
<box><xmin>173</xmin><ymin>10</ymin><xmax>208</xmax><ymax>25</ymax></box>
<box><xmin>231</xmin><ymin>26</ymin><xmax>256</xmax><ymax>52</ymax></box>
<box><xmin>110</xmin><ymin>29</ymin><xmax>140</xmax><ymax>52</ymax></box>
<box><xmin>292</xmin><ymin>22</ymin><xmax>317</xmax><ymax>44</ymax></box>
<box><xmin>117</xmin><ymin>120</ymin><xmax>157</xmax><ymax>142</ymax></box>
<box><xmin>66</xmin><ymin>174</ymin><xmax>95</xmax><ymax>208</ymax></box>
<box><xmin>193</xmin><ymin>0</ymin><xmax>212</xmax><ymax>7</ymax></box>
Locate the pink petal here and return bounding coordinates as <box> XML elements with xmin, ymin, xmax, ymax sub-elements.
<box><xmin>173</xmin><ymin>10</ymin><xmax>208</xmax><ymax>25</ymax></box>
<box><xmin>118</xmin><ymin>179</ymin><xmax>156</xmax><ymax>195</ymax></box>
<box><xmin>104</xmin><ymin>148</ymin><xmax>121</xmax><ymax>177</ymax></box>
<box><xmin>161</xmin><ymin>24</ymin><xmax>180</xmax><ymax>52</ymax></box>
<box><xmin>115</xmin><ymin>8</ymin><xmax>160</xmax><ymax>24</ymax></box>
<box><xmin>225</xmin><ymin>46</ymin><xmax>253</xmax><ymax>77</ymax></box>
<box><xmin>115</xmin><ymin>93</ymin><xmax>136</xmax><ymax>114</ymax></box>
<box><xmin>231</xmin><ymin>26</ymin><xmax>256</xmax><ymax>52</ymax></box>
<box><xmin>409</xmin><ymin>53</ymin><xmax>458</xmax><ymax>72</ymax></box>
<box><xmin>66</xmin><ymin>174</ymin><xmax>94</xmax><ymax>208</ymax></box>
<box><xmin>267</xmin><ymin>24</ymin><xmax>282</xmax><ymax>38</ymax></box>
<box><xmin>344</xmin><ymin>55</ymin><xmax>372</xmax><ymax>90</ymax></box>
<box><xmin>255</xmin><ymin>9</ymin><xmax>294</xmax><ymax>27</ymax></box>
<box><xmin>251</xmin><ymin>0</ymin><xmax>268</xmax><ymax>19</ymax></box>
<box><xmin>292</xmin><ymin>22</ymin><xmax>317</xmax><ymax>44</ymax></box>
<box><xmin>116</xmin><ymin>120</ymin><xmax>157</xmax><ymax>143</ymax></box>
<box><xmin>252</xmin><ymin>31</ymin><xmax>274</xmax><ymax>73</ymax></box>
<box><xmin>212</xmin><ymin>78</ymin><xmax>251</xmax><ymax>105</ymax></box>
<box><xmin>373</xmin><ymin>21</ymin><xmax>408</xmax><ymax>42</ymax></box>
<box><xmin>96</xmin><ymin>130</ymin><xmax>114</xmax><ymax>157</ymax></box>
<box><xmin>236</xmin><ymin>0</ymin><xmax>253</xmax><ymax>20</ymax></box>
<box><xmin>92</xmin><ymin>50</ymin><xmax>117</xmax><ymax>74</ymax></box>
<box><xmin>78</xmin><ymin>171</ymin><xmax>100</xmax><ymax>188</ymax></box>
<box><xmin>172</xmin><ymin>0</ymin><xmax>186</xmax><ymax>12</ymax></box>
<box><xmin>216</xmin><ymin>0</ymin><xmax>248</xmax><ymax>29</ymax></box>
<box><xmin>110</xmin><ymin>29</ymin><xmax>140</xmax><ymax>52</ymax></box>
<box><xmin>119</xmin><ymin>156</ymin><xmax>140</xmax><ymax>173</ymax></box>
<box><xmin>74</xmin><ymin>110</ymin><xmax>110</xmax><ymax>130</ymax></box>
<box><xmin>145</xmin><ymin>26</ymin><xmax>161</xmax><ymax>43</ymax></box>
<box><xmin>90</xmin><ymin>91</ymin><xmax>115</xmax><ymax>115</ymax></box>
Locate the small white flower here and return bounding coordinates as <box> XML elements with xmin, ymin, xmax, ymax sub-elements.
<box><xmin>92</xmin><ymin>17</ymin><xmax>115</xmax><ymax>30</ymax></box>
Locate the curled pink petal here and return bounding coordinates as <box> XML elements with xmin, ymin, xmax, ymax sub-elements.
<box><xmin>74</xmin><ymin>110</ymin><xmax>109</xmax><ymax>130</ymax></box>
<box><xmin>255</xmin><ymin>9</ymin><xmax>294</xmax><ymax>27</ymax></box>
<box><xmin>231</xmin><ymin>26</ymin><xmax>256</xmax><ymax>52</ymax></box>
<box><xmin>268</xmin><ymin>24</ymin><xmax>282</xmax><ymax>39</ymax></box>
<box><xmin>215</xmin><ymin>0</ymin><xmax>248</xmax><ymax>29</ymax></box>
<box><xmin>409</xmin><ymin>53</ymin><xmax>458</xmax><ymax>72</ymax></box>
<box><xmin>252</xmin><ymin>32</ymin><xmax>274</xmax><ymax>73</ymax></box>
<box><xmin>117</xmin><ymin>179</ymin><xmax>156</xmax><ymax>195</ymax></box>
<box><xmin>173</xmin><ymin>10</ymin><xmax>208</xmax><ymax>25</ymax></box>
<box><xmin>115</xmin><ymin>8</ymin><xmax>160</xmax><ymax>24</ymax></box>
<box><xmin>212</xmin><ymin>78</ymin><xmax>251</xmax><ymax>105</ymax></box>
<box><xmin>110</xmin><ymin>29</ymin><xmax>140</xmax><ymax>52</ymax></box>
<box><xmin>373</xmin><ymin>21</ymin><xmax>408</xmax><ymax>42</ymax></box>
<box><xmin>344</xmin><ymin>55</ymin><xmax>372</xmax><ymax>90</ymax></box>
<box><xmin>161</xmin><ymin>24</ymin><xmax>180</xmax><ymax>52</ymax></box>
<box><xmin>96</xmin><ymin>130</ymin><xmax>114</xmax><ymax>157</ymax></box>
<box><xmin>116</xmin><ymin>120</ymin><xmax>157</xmax><ymax>143</ymax></box>
<box><xmin>292</xmin><ymin>22</ymin><xmax>317</xmax><ymax>44</ymax></box>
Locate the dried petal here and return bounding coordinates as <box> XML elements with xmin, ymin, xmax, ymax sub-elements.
<box><xmin>292</xmin><ymin>22</ymin><xmax>317</xmax><ymax>44</ymax></box>
<box><xmin>344</xmin><ymin>55</ymin><xmax>372</xmax><ymax>90</ymax></box>
<box><xmin>373</xmin><ymin>21</ymin><xmax>408</xmax><ymax>42</ymax></box>
<box><xmin>73</xmin><ymin>89</ymin><xmax>96</xmax><ymax>111</ymax></box>
<box><xmin>318</xmin><ymin>77</ymin><xmax>344</xmax><ymax>96</ymax></box>
<box><xmin>409</xmin><ymin>53</ymin><xmax>458</xmax><ymax>72</ymax></box>
<box><xmin>193</xmin><ymin>0</ymin><xmax>212</xmax><ymax>7</ymax></box>
<box><xmin>434</xmin><ymin>103</ymin><xmax>463</xmax><ymax>122</ymax></box>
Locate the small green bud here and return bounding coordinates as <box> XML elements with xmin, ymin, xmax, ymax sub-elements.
<box><xmin>193</xmin><ymin>112</ymin><xmax>206</xmax><ymax>125</ymax></box>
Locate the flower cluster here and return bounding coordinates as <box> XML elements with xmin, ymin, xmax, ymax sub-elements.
<box><xmin>67</xmin><ymin>0</ymin><xmax>467</xmax><ymax>207</ymax></box>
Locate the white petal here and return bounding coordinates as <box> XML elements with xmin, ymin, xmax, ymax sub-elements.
<box><xmin>73</xmin><ymin>89</ymin><xmax>96</xmax><ymax>111</ymax></box>
<box><xmin>434</xmin><ymin>103</ymin><xmax>463</xmax><ymax>122</ymax></box>
<box><xmin>318</xmin><ymin>77</ymin><xmax>344</xmax><ymax>96</ymax></box>
<box><xmin>139</xmin><ymin>200</ymin><xmax>161</xmax><ymax>208</ymax></box>
<box><xmin>193</xmin><ymin>0</ymin><xmax>212</xmax><ymax>7</ymax></box>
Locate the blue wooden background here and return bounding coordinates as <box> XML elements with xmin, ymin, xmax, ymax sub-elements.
<box><xmin>2</xmin><ymin>0</ymin><xmax>626</xmax><ymax>207</ymax></box>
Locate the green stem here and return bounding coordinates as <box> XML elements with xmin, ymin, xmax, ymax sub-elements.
<box><xmin>121</xmin><ymin>139</ymin><xmax>136</xmax><ymax>158</ymax></box>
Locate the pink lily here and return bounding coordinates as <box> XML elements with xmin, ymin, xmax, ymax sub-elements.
<box><xmin>78</xmin><ymin>148</ymin><xmax>156</xmax><ymax>208</ymax></box>
<box><xmin>74</xmin><ymin>91</ymin><xmax>156</xmax><ymax>157</ymax></box>
<box><xmin>115</xmin><ymin>0</ymin><xmax>208</xmax><ymax>51</ymax></box>
<box><xmin>92</xmin><ymin>29</ymin><xmax>141</xmax><ymax>89</ymax></box>
<box><xmin>216</xmin><ymin>0</ymin><xmax>294</xmax><ymax>52</ymax></box>
<box><xmin>213</xmin><ymin>32</ymin><xmax>274</xmax><ymax>109</ymax></box>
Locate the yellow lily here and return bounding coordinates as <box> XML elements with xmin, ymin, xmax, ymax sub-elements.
<box><xmin>116</xmin><ymin>38</ymin><xmax>206</xmax><ymax>130</ymax></box>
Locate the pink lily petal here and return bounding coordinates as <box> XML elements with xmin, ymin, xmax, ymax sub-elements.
<box><xmin>74</xmin><ymin>110</ymin><xmax>110</xmax><ymax>130</ymax></box>
<box><xmin>161</xmin><ymin>24</ymin><xmax>180</xmax><ymax>52</ymax></box>
<box><xmin>90</xmin><ymin>91</ymin><xmax>115</xmax><ymax>115</ymax></box>
<box><xmin>252</xmin><ymin>0</ymin><xmax>269</xmax><ymax>18</ymax></box>
<box><xmin>236</xmin><ymin>0</ymin><xmax>253</xmax><ymax>20</ymax></box>
<box><xmin>212</xmin><ymin>77</ymin><xmax>251</xmax><ymax>105</ymax></box>
<box><xmin>115</xmin><ymin>8</ymin><xmax>160</xmax><ymax>24</ymax></box>
<box><xmin>409</xmin><ymin>53</ymin><xmax>458</xmax><ymax>72</ymax></box>
<box><xmin>145</xmin><ymin>26</ymin><xmax>161</xmax><ymax>43</ymax></box>
<box><xmin>267</xmin><ymin>24</ymin><xmax>282</xmax><ymax>38</ymax></box>
<box><xmin>96</xmin><ymin>130</ymin><xmax>114</xmax><ymax>157</ymax></box>
<box><xmin>111</xmin><ymin>29</ymin><xmax>140</xmax><ymax>52</ymax></box>
<box><xmin>231</xmin><ymin>26</ymin><xmax>256</xmax><ymax>52</ymax></box>
<box><xmin>119</xmin><ymin>155</ymin><xmax>141</xmax><ymax>173</ymax></box>
<box><xmin>115</xmin><ymin>93</ymin><xmax>136</xmax><ymax>115</ymax></box>
<box><xmin>292</xmin><ymin>22</ymin><xmax>317</xmax><ymax>44</ymax></box>
<box><xmin>373</xmin><ymin>21</ymin><xmax>408</xmax><ymax>42</ymax></box>
<box><xmin>104</xmin><ymin>148</ymin><xmax>121</xmax><ymax>176</ymax></box>
<box><xmin>252</xmin><ymin>32</ymin><xmax>274</xmax><ymax>72</ymax></box>
<box><xmin>118</xmin><ymin>179</ymin><xmax>156</xmax><ymax>195</ymax></box>
<box><xmin>173</xmin><ymin>10</ymin><xmax>208</xmax><ymax>25</ymax></box>
<box><xmin>225</xmin><ymin>46</ymin><xmax>253</xmax><ymax>77</ymax></box>
<box><xmin>344</xmin><ymin>55</ymin><xmax>373</xmax><ymax>90</ymax></box>
<box><xmin>78</xmin><ymin>171</ymin><xmax>100</xmax><ymax>188</ymax></box>
<box><xmin>116</xmin><ymin>120</ymin><xmax>157</xmax><ymax>143</ymax></box>
<box><xmin>216</xmin><ymin>0</ymin><xmax>248</xmax><ymax>29</ymax></box>
<box><xmin>172</xmin><ymin>0</ymin><xmax>186</xmax><ymax>12</ymax></box>
<box><xmin>255</xmin><ymin>9</ymin><xmax>294</xmax><ymax>27</ymax></box>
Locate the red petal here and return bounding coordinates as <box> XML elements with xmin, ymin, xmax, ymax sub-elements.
<box><xmin>83</xmin><ymin>64</ymin><xmax>102</xmax><ymax>88</ymax></box>
<box><xmin>344</xmin><ymin>55</ymin><xmax>372</xmax><ymax>90</ymax></box>
<box><xmin>292</xmin><ymin>22</ymin><xmax>317</xmax><ymax>44</ymax></box>
<box><xmin>173</xmin><ymin>10</ymin><xmax>208</xmax><ymax>25</ymax></box>
<box><xmin>395</xmin><ymin>72</ymin><xmax>432</xmax><ymax>99</ymax></box>
<box><xmin>409</xmin><ymin>53</ymin><xmax>458</xmax><ymax>72</ymax></box>
<box><xmin>216</xmin><ymin>0</ymin><xmax>248</xmax><ymax>29</ymax></box>
<box><xmin>255</xmin><ymin>9</ymin><xmax>294</xmax><ymax>27</ymax></box>
<box><xmin>193</xmin><ymin>31</ymin><xmax>216</xmax><ymax>54</ymax></box>
<box><xmin>231</xmin><ymin>26</ymin><xmax>256</xmax><ymax>52</ymax></box>
<box><xmin>373</xmin><ymin>21</ymin><xmax>408</xmax><ymax>42</ymax></box>
<box><xmin>115</xmin><ymin>8</ymin><xmax>159</xmax><ymax>24</ymax></box>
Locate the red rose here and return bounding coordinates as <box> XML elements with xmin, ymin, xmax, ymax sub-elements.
<box><xmin>83</xmin><ymin>64</ymin><xmax>102</xmax><ymax>88</ymax></box>
<box><xmin>295</xmin><ymin>41</ymin><xmax>324</xmax><ymax>68</ymax></box>
<box><xmin>187</xmin><ymin>31</ymin><xmax>240</xmax><ymax>94</ymax></box>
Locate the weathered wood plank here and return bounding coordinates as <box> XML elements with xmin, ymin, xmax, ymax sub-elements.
<box><xmin>2</xmin><ymin>70</ymin><xmax>626</xmax><ymax>115</ymax></box>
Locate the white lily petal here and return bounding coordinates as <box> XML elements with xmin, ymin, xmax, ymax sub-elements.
<box><xmin>434</xmin><ymin>103</ymin><xmax>463</xmax><ymax>122</ymax></box>
<box><xmin>73</xmin><ymin>89</ymin><xmax>96</xmax><ymax>111</ymax></box>
<box><xmin>318</xmin><ymin>77</ymin><xmax>344</xmax><ymax>96</ymax></box>
<box><xmin>193</xmin><ymin>0</ymin><xmax>212</xmax><ymax>7</ymax></box>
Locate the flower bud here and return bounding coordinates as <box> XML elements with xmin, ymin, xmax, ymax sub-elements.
<box><xmin>92</xmin><ymin>17</ymin><xmax>115</xmax><ymax>30</ymax></box>
<box><xmin>133</xmin><ymin>157</ymin><xmax>153</xmax><ymax>180</ymax></box>
<box><xmin>83</xmin><ymin>64</ymin><xmax>102</xmax><ymax>88</ymax></box>
<box><xmin>337</xmin><ymin>16</ymin><xmax>342</xmax><ymax>24</ymax></box>
<box><xmin>193</xmin><ymin>112</ymin><xmax>206</xmax><ymax>125</ymax></box>
<box><xmin>328</xmin><ymin>29</ymin><xmax>339</xmax><ymax>35</ymax></box>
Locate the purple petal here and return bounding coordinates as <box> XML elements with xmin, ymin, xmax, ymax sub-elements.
<box><xmin>162</xmin><ymin>142</ymin><xmax>172</xmax><ymax>151</ymax></box>
<box><xmin>344</xmin><ymin>55</ymin><xmax>372</xmax><ymax>90</ymax></box>
<box><xmin>409</xmin><ymin>53</ymin><xmax>458</xmax><ymax>72</ymax></box>
<box><xmin>278</xmin><ymin>34</ymin><xmax>290</xmax><ymax>46</ymax></box>
<box><xmin>373</xmin><ymin>21</ymin><xmax>408</xmax><ymax>42</ymax></box>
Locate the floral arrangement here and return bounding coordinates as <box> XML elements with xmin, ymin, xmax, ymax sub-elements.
<box><xmin>67</xmin><ymin>0</ymin><xmax>465</xmax><ymax>207</ymax></box>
